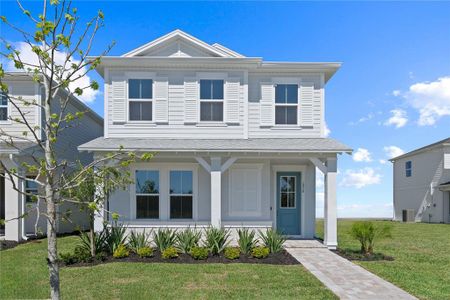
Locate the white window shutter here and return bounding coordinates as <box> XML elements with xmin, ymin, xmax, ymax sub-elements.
<box><xmin>184</xmin><ymin>77</ymin><xmax>198</xmax><ymax>123</ymax></box>
<box><xmin>111</xmin><ymin>75</ymin><xmax>126</xmax><ymax>123</ymax></box>
<box><xmin>444</xmin><ymin>154</ymin><xmax>450</xmax><ymax>169</ymax></box>
<box><xmin>225</xmin><ymin>77</ymin><xmax>240</xmax><ymax>123</ymax></box>
<box><xmin>154</xmin><ymin>77</ymin><xmax>168</xmax><ymax>123</ymax></box>
<box><xmin>260</xmin><ymin>82</ymin><xmax>274</xmax><ymax>127</ymax></box>
<box><xmin>300</xmin><ymin>82</ymin><xmax>314</xmax><ymax>127</ymax></box>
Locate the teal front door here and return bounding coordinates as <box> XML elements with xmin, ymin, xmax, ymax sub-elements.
<box><xmin>276</xmin><ymin>172</ymin><xmax>301</xmax><ymax>235</ymax></box>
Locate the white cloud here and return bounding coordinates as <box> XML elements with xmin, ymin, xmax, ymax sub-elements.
<box><xmin>323</xmin><ymin>122</ymin><xmax>331</xmax><ymax>137</ymax></box>
<box><xmin>383</xmin><ymin>145</ymin><xmax>404</xmax><ymax>159</ymax></box>
<box><xmin>5</xmin><ymin>42</ymin><xmax>98</xmax><ymax>103</ymax></box>
<box><xmin>353</xmin><ymin>148</ymin><xmax>372</xmax><ymax>162</ymax></box>
<box><xmin>400</xmin><ymin>76</ymin><xmax>450</xmax><ymax>126</ymax></box>
<box><xmin>379</xmin><ymin>159</ymin><xmax>387</xmax><ymax>165</ymax></box>
<box><xmin>392</xmin><ymin>90</ymin><xmax>401</xmax><ymax>97</ymax></box>
<box><xmin>384</xmin><ymin>109</ymin><xmax>408</xmax><ymax>128</ymax></box>
<box><xmin>340</xmin><ymin>167</ymin><xmax>381</xmax><ymax>189</ymax></box>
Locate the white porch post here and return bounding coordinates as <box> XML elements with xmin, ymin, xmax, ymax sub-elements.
<box><xmin>4</xmin><ymin>175</ymin><xmax>21</xmax><ymax>241</ymax></box>
<box><xmin>324</xmin><ymin>157</ymin><xmax>337</xmax><ymax>249</ymax></box>
<box><xmin>210</xmin><ymin>157</ymin><xmax>222</xmax><ymax>228</ymax></box>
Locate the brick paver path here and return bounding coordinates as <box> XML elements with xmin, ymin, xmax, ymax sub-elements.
<box><xmin>285</xmin><ymin>241</ymin><xmax>417</xmax><ymax>300</ymax></box>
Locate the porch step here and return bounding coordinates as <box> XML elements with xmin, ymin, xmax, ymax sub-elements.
<box><xmin>283</xmin><ymin>239</ymin><xmax>327</xmax><ymax>249</ymax></box>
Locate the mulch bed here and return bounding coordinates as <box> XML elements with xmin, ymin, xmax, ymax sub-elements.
<box><xmin>334</xmin><ymin>248</ymin><xmax>394</xmax><ymax>261</ymax></box>
<box><xmin>65</xmin><ymin>250</ymin><xmax>300</xmax><ymax>267</ymax></box>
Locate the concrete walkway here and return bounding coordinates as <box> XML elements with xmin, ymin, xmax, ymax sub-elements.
<box><xmin>285</xmin><ymin>240</ymin><xmax>417</xmax><ymax>300</ymax></box>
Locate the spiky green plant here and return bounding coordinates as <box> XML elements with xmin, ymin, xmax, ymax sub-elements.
<box><xmin>204</xmin><ymin>227</ymin><xmax>230</xmax><ymax>255</ymax></box>
<box><xmin>106</xmin><ymin>222</ymin><xmax>128</xmax><ymax>254</ymax></box>
<box><xmin>128</xmin><ymin>230</ymin><xmax>150</xmax><ymax>253</ymax></box>
<box><xmin>175</xmin><ymin>228</ymin><xmax>201</xmax><ymax>253</ymax></box>
<box><xmin>237</xmin><ymin>228</ymin><xmax>258</xmax><ymax>255</ymax></box>
<box><xmin>153</xmin><ymin>228</ymin><xmax>177</xmax><ymax>252</ymax></box>
<box><xmin>259</xmin><ymin>229</ymin><xmax>286</xmax><ymax>253</ymax></box>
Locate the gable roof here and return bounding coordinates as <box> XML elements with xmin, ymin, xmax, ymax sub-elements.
<box><xmin>122</xmin><ymin>29</ymin><xmax>244</xmax><ymax>58</ymax></box>
<box><xmin>390</xmin><ymin>137</ymin><xmax>450</xmax><ymax>162</ymax></box>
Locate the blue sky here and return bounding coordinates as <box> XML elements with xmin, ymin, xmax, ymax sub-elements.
<box><xmin>2</xmin><ymin>1</ymin><xmax>450</xmax><ymax>218</ymax></box>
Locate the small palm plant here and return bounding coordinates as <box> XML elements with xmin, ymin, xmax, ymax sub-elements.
<box><xmin>350</xmin><ymin>221</ymin><xmax>392</xmax><ymax>255</ymax></box>
<box><xmin>238</xmin><ymin>228</ymin><xmax>258</xmax><ymax>255</ymax></box>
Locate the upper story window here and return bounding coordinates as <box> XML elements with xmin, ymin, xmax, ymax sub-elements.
<box><xmin>129</xmin><ymin>79</ymin><xmax>153</xmax><ymax>121</ymax></box>
<box><xmin>405</xmin><ymin>161</ymin><xmax>412</xmax><ymax>177</ymax></box>
<box><xmin>200</xmin><ymin>79</ymin><xmax>224</xmax><ymax>122</ymax></box>
<box><xmin>0</xmin><ymin>93</ymin><xmax>8</xmax><ymax>121</ymax></box>
<box><xmin>170</xmin><ymin>170</ymin><xmax>193</xmax><ymax>219</ymax></box>
<box><xmin>135</xmin><ymin>170</ymin><xmax>159</xmax><ymax>219</ymax></box>
<box><xmin>275</xmin><ymin>84</ymin><xmax>298</xmax><ymax>125</ymax></box>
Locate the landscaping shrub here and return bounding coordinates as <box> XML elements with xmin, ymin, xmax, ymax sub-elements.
<box><xmin>161</xmin><ymin>246</ymin><xmax>179</xmax><ymax>259</ymax></box>
<box><xmin>259</xmin><ymin>229</ymin><xmax>286</xmax><ymax>253</ymax></box>
<box><xmin>251</xmin><ymin>246</ymin><xmax>270</xmax><ymax>259</ymax></box>
<box><xmin>128</xmin><ymin>230</ymin><xmax>150</xmax><ymax>253</ymax></box>
<box><xmin>153</xmin><ymin>228</ymin><xmax>177</xmax><ymax>252</ymax></box>
<box><xmin>190</xmin><ymin>246</ymin><xmax>209</xmax><ymax>260</ymax></box>
<box><xmin>78</xmin><ymin>228</ymin><xmax>108</xmax><ymax>257</ymax></box>
<box><xmin>59</xmin><ymin>245</ymin><xmax>92</xmax><ymax>265</ymax></box>
<box><xmin>350</xmin><ymin>221</ymin><xmax>392</xmax><ymax>255</ymax></box>
<box><xmin>113</xmin><ymin>244</ymin><xmax>130</xmax><ymax>259</ymax></box>
<box><xmin>59</xmin><ymin>252</ymin><xmax>78</xmax><ymax>265</ymax></box>
<box><xmin>224</xmin><ymin>247</ymin><xmax>240</xmax><ymax>260</ymax></box>
<box><xmin>238</xmin><ymin>228</ymin><xmax>258</xmax><ymax>255</ymax></box>
<box><xmin>204</xmin><ymin>227</ymin><xmax>230</xmax><ymax>255</ymax></box>
<box><xmin>137</xmin><ymin>246</ymin><xmax>154</xmax><ymax>258</ymax></box>
<box><xmin>106</xmin><ymin>222</ymin><xmax>128</xmax><ymax>254</ymax></box>
<box><xmin>176</xmin><ymin>228</ymin><xmax>201</xmax><ymax>253</ymax></box>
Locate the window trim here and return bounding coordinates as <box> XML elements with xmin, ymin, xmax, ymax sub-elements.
<box><xmin>197</xmin><ymin>74</ymin><xmax>227</xmax><ymax>124</ymax></box>
<box><xmin>126</xmin><ymin>74</ymin><xmax>155</xmax><ymax>123</ymax></box>
<box><xmin>134</xmin><ymin>170</ymin><xmax>160</xmax><ymax>219</ymax></box>
<box><xmin>25</xmin><ymin>177</ymin><xmax>39</xmax><ymax>203</ymax></box>
<box><xmin>169</xmin><ymin>170</ymin><xmax>194</xmax><ymax>220</ymax></box>
<box><xmin>274</xmin><ymin>83</ymin><xmax>299</xmax><ymax>126</ymax></box>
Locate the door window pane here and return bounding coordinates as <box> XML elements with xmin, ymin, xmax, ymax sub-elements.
<box><xmin>280</xmin><ymin>176</ymin><xmax>296</xmax><ymax>208</ymax></box>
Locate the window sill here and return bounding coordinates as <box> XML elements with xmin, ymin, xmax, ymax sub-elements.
<box><xmin>264</xmin><ymin>125</ymin><xmax>304</xmax><ymax>130</ymax></box>
<box><xmin>196</xmin><ymin>122</ymin><xmax>228</xmax><ymax>127</ymax></box>
<box><xmin>124</xmin><ymin>122</ymin><xmax>157</xmax><ymax>127</ymax></box>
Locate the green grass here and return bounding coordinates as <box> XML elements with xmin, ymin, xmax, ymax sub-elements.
<box><xmin>0</xmin><ymin>236</ymin><xmax>336</xmax><ymax>299</ymax></box>
<box><xmin>316</xmin><ymin>219</ymin><xmax>450</xmax><ymax>300</ymax></box>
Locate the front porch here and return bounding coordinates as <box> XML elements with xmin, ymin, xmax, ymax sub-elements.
<box><xmin>96</xmin><ymin>153</ymin><xmax>340</xmax><ymax>249</ymax></box>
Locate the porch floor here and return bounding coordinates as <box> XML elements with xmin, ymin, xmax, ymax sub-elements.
<box><xmin>285</xmin><ymin>246</ymin><xmax>417</xmax><ymax>300</ymax></box>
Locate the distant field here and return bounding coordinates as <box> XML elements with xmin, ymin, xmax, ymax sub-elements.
<box><xmin>316</xmin><ymin>219</ymin><xmax>450</xmax><ymax>300</ymax></box>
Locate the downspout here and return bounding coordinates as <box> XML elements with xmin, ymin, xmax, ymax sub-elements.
<box><xmin>9</xmin><ymin>153</ymin><xmax>28</xmax><ymax>241</ymax></box>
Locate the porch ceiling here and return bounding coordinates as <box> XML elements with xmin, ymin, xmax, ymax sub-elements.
<box><xmin>79</xmin><ymin>137</ymin><xmax>352</xmax><ymax>154</ymax></box>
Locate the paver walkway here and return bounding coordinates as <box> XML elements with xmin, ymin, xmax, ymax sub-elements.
<box><xmin>285</xmin><ymin>240</ymin><xmax>417</xmax><ymax>300</ymax></box>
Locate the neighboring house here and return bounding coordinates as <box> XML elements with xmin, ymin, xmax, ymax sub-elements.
<box><xmin>0</xmin><ymin>72</ymin><xmax>104</xmax><ymax>241</ymax></box>
<box><xmin>391</xmin><ymin>137</ymin><xmax>450</xmax><ymax>224</ymax></box>
<box><xmin>79</xmin><ymin>30</ymin><xmax>351</xmax><ymax>249</ymax></box>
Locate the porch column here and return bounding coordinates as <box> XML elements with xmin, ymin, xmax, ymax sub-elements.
<box><xmin>324</xmin><ymin>157</ymin><xmax>337</xmax><ymax>249</ymax></box>
<box><xmin>4</xmin><ymin>175</ymin><xmax>21</xmax><ymax>241</ymax></box>
<box><xmin>210</xmin><ymin>157</ymin><xmax>222</xmax><ymax>228</ymax></box>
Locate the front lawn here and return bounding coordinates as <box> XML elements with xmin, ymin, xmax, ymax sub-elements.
<box><xmin>0</xmin><ymin>236</ymin><xmax>336</xmax><ymax>299</ymax></box>
<box><xmin>316</xmin><ymin>219</ymin><xmax>450</xmax><ymax>300</ymax></box>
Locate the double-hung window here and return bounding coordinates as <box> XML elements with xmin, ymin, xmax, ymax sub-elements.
<box><xmin>200</xmin><ymin>79</ymin><xmax>224</xmax><ymax>122</ymax></box>
<box><xmin>405</xmin><ymin>161</ymin><xmax>412</xmax><ymax>177</ymax></box>
<box><xmin>275</xmin><ymin>84</ymin><xmax>298</xmax><ymax>125</ymax></box>
<box><xmin>25</xmin><ymin>178</ymin><xmax>39</xmax><ymax>203</ymax></box>
<box><xmin>0</xmin><ymin>93</ymin><xmax>8</xmax><ymax>121</ymax></box>
<box><xmin>135</xmin><ymin>170</ymin><xmax>159</xmax><ymax>219</ymax></box>
<box><xmin>170</xmin><ymin>170</ymin><xmax>193</xmax><ymax>219</ymax></box>
<box><xmin>129</xmin><ymin>79</ymin><xmax>153</xmax><ymax>121</ymax></box>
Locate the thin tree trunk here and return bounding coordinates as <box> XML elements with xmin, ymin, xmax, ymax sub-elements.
<box><xmin>90</xmin><ymin>214</ymin><xmax>95</xmax><ymax>257</ymax></box>
<box><xmin>46</xmin><ymin>192</ymin><xmax>60</xmax><ymax>300</ymax></box>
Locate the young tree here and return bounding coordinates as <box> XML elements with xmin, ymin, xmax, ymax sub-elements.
<box><xmin>0</xmin><ymin>1</ymin><xmax>151</xmax><ymax>299</ymax></box>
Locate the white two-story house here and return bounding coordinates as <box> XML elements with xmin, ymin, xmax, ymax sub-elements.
<box><xmin>0</xmin><ymin>72</ymin><xmax>104</xmax><ymax>241</ymax></box>
<box><xmin>391</xmin><ymin>137</ymin><xmax>450</xmax><ymax>224</ymax></box>
<box><xmin>79</xmin><ymin>30</ymin><xmax>351</xmax><ymax>249</ymax></box>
